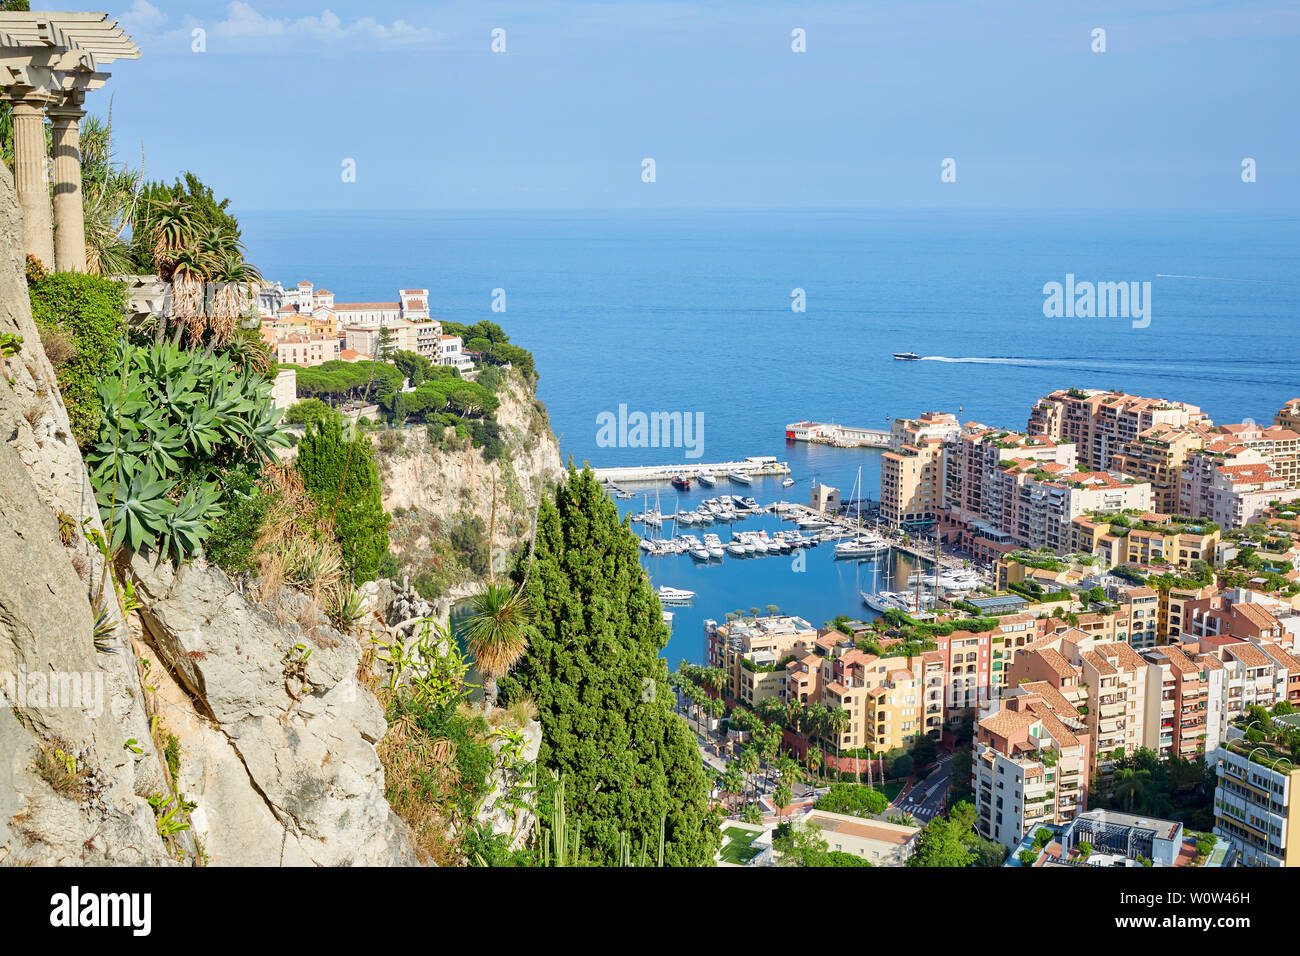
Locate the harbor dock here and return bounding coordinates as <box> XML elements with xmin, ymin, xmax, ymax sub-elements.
<box><xmin>593</xmin><ymin>456</ymin><xmax>791</xmax><ymax>484</ymax></box>
<box><xmin>784</xmin><ymin>421</ymin><xmax>891</xmax><ymax>449</ymax></box>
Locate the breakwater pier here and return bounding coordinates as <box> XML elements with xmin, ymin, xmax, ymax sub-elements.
<box><xmin>593</xmin><ymin>456</ymin><xmax>791</xmax><ymax>484</ymax></box>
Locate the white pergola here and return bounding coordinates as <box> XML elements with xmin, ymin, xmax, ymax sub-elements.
<box><xmin>0</xmin><ymin>12</ymin><xmax>139</xmax><ymax>271</ymax></box>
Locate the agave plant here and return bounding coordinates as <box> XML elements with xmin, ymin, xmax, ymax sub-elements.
<box><xmin>87</xmin><ymin>339</ymin><xmax>291</xmax><ymax>562</ymax></box>
<box><xmin>159</xmin><ymin>483</ymin><xmax>224</xmax><ymax>563</ymax></box>
<box><xmin>100</xmin><ymin>469</ymin><xmax>175</xmax><ymax>553</ymax></box>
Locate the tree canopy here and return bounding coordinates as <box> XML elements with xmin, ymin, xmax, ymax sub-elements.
<box><xmin>512</xmin><ymin>465</ymin><xmax>720</xmax><ymax>866</ymax></box>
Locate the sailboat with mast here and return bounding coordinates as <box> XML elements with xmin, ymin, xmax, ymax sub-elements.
<box><xmin>835</xmin><ymin>466</ymin><xmax>889</xmax><ymax>558</ymax></box>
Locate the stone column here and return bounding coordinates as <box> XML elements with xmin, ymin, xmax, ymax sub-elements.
<box><xmin>48</xmin><ymin>92</ymin><xmax>87</xmax><ymax>273</ymax></box>
<box><xmin>8</xmin><ymin>89</ymin><xmax>55</xmax><ymax>270</ymax></box>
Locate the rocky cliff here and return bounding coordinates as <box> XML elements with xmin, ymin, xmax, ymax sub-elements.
<box><xmin>377</xmin><ymin>370</ymin><xmax>564</xmax><ymax>597</ymax></box>
<box><xmin>0</xmin><ymin>168</ymin><xmax>422</xmax><ymax>866</ymax></box>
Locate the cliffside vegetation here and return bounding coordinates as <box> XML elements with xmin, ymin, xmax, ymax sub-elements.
<box><xmin>510</xmin><ymin>466</ymin><xmax>722</xmax><ymax>866</ymax></box>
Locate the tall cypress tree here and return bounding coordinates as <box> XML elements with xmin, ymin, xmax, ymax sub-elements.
<box><xmin>514</xmin><ymin>465</ymin><xmax>720</xmax><ymax>866</ymax></box>
<box><xmin>296</xmin><ymin>416</ymin><xmax>390</xmax><ymax>583</ymax></box>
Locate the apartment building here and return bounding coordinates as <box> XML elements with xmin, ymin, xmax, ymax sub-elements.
<box><xmin>974</xmin><ymin>687</ymin><xmax>1090</xmax><ymax>848</ymax></box>
<box><xmin>1180</xmin><ymin>441</ymin><xmax>1300</xmax><ymax>528</ymax></box>
<box><xmin>1276</xmin><ymin>399</ymin><xmax>1300</xmax><ymax>435</ymax></box>
<box><xmin>1112</xmin><ymin>424</ymin><xmax>1208</xmax><ymax>513</ymax></box>
<box><xmin>816</xmin><ymin>648</ymin><xmax>925</xmax><ymax>754</ymax></box>
<box><xmin>1067</xmin><ymin>514</ymin><xmax>1219</xmax><ymax>574</ymax></box>
<box><xmin>343</xmin><ymin>319</ymin><xmax>446</xmax><ymax>362</ymax></box>
<box><xmin>1006</xmin><ymin>630</ymin><xmax>1148</xmax><ymax>776</ymax></box>
<box><xmin>880</xmin><ymin>440</ymin><xmax>946</xmax><ymax>530</ymax></box>
<box><xmin>1214</xmin><ymin>742</ymin><xmax>1300</xmax><ymax>867</ymax></box>
<box><xmin>945</xmin><ymin>425</ymin><xmax>1077</xmax><ymax>526</ymax></box>
<box><xmin>1028</xmin><ymin>389</ymin><xmax>1209</xmax><ymax>474</ymax></box>
<box><xmin>889</xmin><ymin>411</ymin><xmax>961</xmax><ymax>450</ymax></box>
<box><xmin>272</xmin><ymin>331</ymin><xmax>340</xmax><ymax>367</ymax></box>
<box><xmin>704</xmin><ymin>616</ymin><xmax>819</xmax><ymax>707</ymax></box>
<box><xmin>1141</xmin><ymin>644</ymin><xmax>1225</xmax><ymax>759</ymax></box>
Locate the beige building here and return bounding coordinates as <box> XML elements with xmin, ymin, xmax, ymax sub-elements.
<box><xmin>1112</xmin><ymin>424</ymin><xmax>1207</xmax><ymax>514</ymax></box>
<box><xmin>801</xmin><ymin>810</ymin><xmax>920</xmax><ymax>865</ymax></box>
<box><xmin>1028</xmin><ymin>389</ymin><xmax>1209</xmax><ymax>474</ymax></box>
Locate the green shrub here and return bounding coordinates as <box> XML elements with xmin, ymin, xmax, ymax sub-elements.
<box><xmin>284</xmin><ymin>397</ymin><xmax>339</xmax><ymax>430</ymax></box>
<box><xmin>296</xmin><ymin>415</ymin><xmax>390</xmax><ymax>583</ymax></box>
<box><xmin>27</xmin><ymin>271</ymin><xmax>127</xmax><ymax>446</ymax></box>
<box><xmin>87</xmin><ymin>340</ymin><xmax>290</xmax><ymax>561</ymax></box>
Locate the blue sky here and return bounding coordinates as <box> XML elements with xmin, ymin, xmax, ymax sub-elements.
<box><xmin>102</xmin><ymin>0</ymin><xmax>1300</xmax><ymax>210</ymax></box>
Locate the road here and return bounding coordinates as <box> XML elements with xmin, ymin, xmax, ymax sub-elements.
<box><xmin>898</xmin><ymin>752</ymin><xmax>954</xmax><ymax>823</ymax></box>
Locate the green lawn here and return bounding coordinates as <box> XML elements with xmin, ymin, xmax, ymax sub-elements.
<box><xmin>882</xmin><ymin>781</ymin><xmax>905</xmax><ymax>802</ymax></box>
<box><xmin>720</xmin><ymin>827</ymin><xmax>762</xmax><ymax>864</ymax></box>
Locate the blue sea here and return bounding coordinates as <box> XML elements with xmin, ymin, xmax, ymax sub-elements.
<box><xmin>241</xmin><ymin>208</ymin><xmax>1300</xmax><ymax>664</ymax></box>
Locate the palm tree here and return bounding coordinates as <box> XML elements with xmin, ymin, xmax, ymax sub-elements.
<box><xmin>808</xmin><ymin>746</ymin><xmax>822</xmax><ymax>783</ymax></box>
<box><xmin>463</xmin><ymin>582</ymin><xmax>532</xmax><ymax>713</ymax></box>
<box><xmin>166</xmin><ymin>246</ymin><xmax>207</xmax><ymax>344</ymax></box>
<box><xmin>143</xmin><ymin>196</ymin><xmax>197</xmax><ymax>276</ymax></box>
<box><xmin>1113</xmin><ymin>768</ymin><xmax>1152</xmax><ymax>812</ymax></box>
<box><xmin>740</xmin><ymin>747</ymin><xmax>761</xmax><ymax>806</ymax></box>
<box><xmin>721</xmin><ymin>764</ymin><xmax>745</xmax><ymax>814</ymax></box>
<box><xmin>784</xmin><ymin>699</ymin><xmax>804</xmax><ymax>735</ymax></box>
<box><xmin>208</xmin><ymin>251</ymin><xmax>262</xmax><ymax>346</ymax></box>
<box><xmin>828</xmin><ymin>708</ymin><xmax>850</xmax><ymax>781</ymax></box>
<box><xmin>78</xmin><ymin>113</ymin><xmax>141</xmax><ymax>275</ymax></box>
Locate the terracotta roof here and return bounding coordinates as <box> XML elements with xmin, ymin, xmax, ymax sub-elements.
<box><xmin>1225</xmin><ymin>642</ymin><xmax>1274</xmax><ymax>669</ymax></box>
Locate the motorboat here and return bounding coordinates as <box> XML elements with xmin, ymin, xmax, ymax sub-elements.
<box><xmin>726</xmin><ymin>540</ymin><xmax>747</xmax><ymax>557</ymax></box>
<box><xmin>697</xmin><ymin>472</ymin><xmax>717</xmax><ymax>487</ymax></box>
<box><xmin>782</xmin><ymin>477</ymin><xmax>794</xmax><ymax>487</ymax></box>
<box><xmin>728</xmin><ymin>471</ymin><xmax>752</xmax><ymax>484</ymax></box>
<box><xmin>893</xmin><ymin>352</ymin><xmax>922</xmax><ymax>361</ymax></box>
<box><xmin>835</xmin><ymin>536</ymin><xmax>889</xmax><ymax>558</ymax></box>
<box><xmin>797</xmin><ymin>515</ymin><xmax>832</xmax><ymax>530</ymax></box>
<box><xmin>703</xmin><ymin>534</ymin><xmax>725</xmax><ymax>559</ymax></box>
<box><xmin>657</xmin><ymin>586</ymin><xmax>696</xmax><ymax>604</ymax></box>
<box><xmin>671</xmin><ymin>474</ymin><xmax>691</xmax><ymax>490</ymax></box>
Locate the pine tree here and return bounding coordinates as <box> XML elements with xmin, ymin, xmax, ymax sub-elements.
<box><xmin>295</xmin><ymin>416</ymin><xmax>390</xmax><ymax>582</ymax></box>
<box><xmin>513</xmin><ymin>465</ymin><xmax>721</xmax><ymax>865</ymax></box>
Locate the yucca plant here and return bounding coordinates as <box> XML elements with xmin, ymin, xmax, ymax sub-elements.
<box><xmin>463</xmin><ymin>582</ymin><xmax>534</xmax><ymax>713</ymax></box>
<box><xmin>327</xmin><ymin>584</ymin><xmax>367</xmax><ymax>633</ymax></box>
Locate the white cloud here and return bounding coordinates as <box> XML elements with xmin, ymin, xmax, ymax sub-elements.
<box><xmin>126</xmin><ymin>1</ymin><xmax>441</xmax><ymax>51</ymax></box>
<box><xmin>118</xmin><ymin>0</ymin><xmax>168</xmax><ymax>34</ymax></box>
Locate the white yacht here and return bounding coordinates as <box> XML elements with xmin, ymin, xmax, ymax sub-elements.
<box><xmin>726</xmin><ymin>540</ymin><xmax>747</xmax><ymax>557</ymax></box>
<box><xmin>727</xmin><ymin>471</ymin><xmax>752</xmax><ymax>484</ymax></box>
<box><xmin>703</xmin><ymin>534</ymin><xmax>725</xmax><ymax>558</ymax></box>
<box><xmin>797</xmin><ymin>515</ymin><xmax>832</xmax><ymax>530</ymax></box>
<box><xmin>782</xmin><ymin>477</ymin><xmax>794</xmax><ymax>487</ymax></box>
<box><xmin>657</xmin><ymin>586</ymin><xmax>696</xmax><ymax>604</ymax></box>
<box><xmin>697</xmin><ymin>472</ymin><xmax>716</xmax><ymax>487</ymax></box>
<box><xmin>835</xmin><ymin>536</ymin><xmax>888</xmax><ymax>558</ymax></box>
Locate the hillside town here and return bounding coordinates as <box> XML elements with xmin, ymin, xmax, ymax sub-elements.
<box><xmin>687</xmin><ymin>389</ymin><xmax>1300</xmax><ymax>869</ymax></box>
<box><xmin>256</xmin><ymin>279</ymin><xmax>475</xmax><ymax>373</ymax></box>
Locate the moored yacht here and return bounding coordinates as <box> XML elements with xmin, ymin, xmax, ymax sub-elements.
<box><xmin>727</xmin><ymin>471</ymin><xmax>752</xmax><ymax>484</ymax></box>
<box><xmin>657</xmin><ymin>585</ymin><xmax>696</xmax><ymax>604</ymax></box>
<box><xmin>697</xmin><ymin>472</ymin><xmax>716</xmax><ymax>487</ymax></box>
<box><xmin>671</xmin><ymin>474</ymin><xmax>691</xmax><ymax>490</ymax></box>
<box><xmin>703</xmin><ymin>533</ymin><xmax>725</xmax><ymax>558</ymax></box>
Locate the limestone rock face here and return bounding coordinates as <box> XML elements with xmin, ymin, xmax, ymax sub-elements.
<box><xmin>127</xmin><ymin>554</ymin><xmax>421</xmax><ymax>866</ymax></box>
<box><xmin>0</xmin><ymin>167</ymin><xmax>169</xmax><ymax>865</ymax></box>
<box><xmin>0</xmin><ymin>165</ymin><xmax>420</xmax><ymax>867</ymax></box>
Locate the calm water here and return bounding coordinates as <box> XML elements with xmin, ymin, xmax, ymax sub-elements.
<box><xmin>241</xmin><ymin>209</ymin><xmax>1300</xmax><ymax>663</ymax></box>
